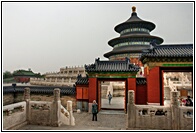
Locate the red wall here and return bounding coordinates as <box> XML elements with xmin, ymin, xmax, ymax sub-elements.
<box><xmin>88</xmin><ymin>78</ymin><xmax>97</xmax><ymax>103</ymax></box>
<box><xmin>14</xmin><ymin>77</ymin><xmax>30</xmax><ymax>83</ymax></box>
<box><xmin>127</xmin><ymin>78</ymin><xmax>136</xmax><ymax>102</ymax></box>
<box><xmin>127</xmin><ymin>78</ymin><xmax>136</xmax><ymax>91</ymax></box>
<box><xmin>136</xmin><ymin>84</ymin><xmax>147</xmax><ymax>104</ymax></box>
<box><xmin>147</xmin><ymin>66</ymin><xmax>160</xmax><ymax>104</ymax></box>
<box><xmin>76</xmin><ymin>85</ymin><xmax>89</xmax><ymax>100</ymax></box>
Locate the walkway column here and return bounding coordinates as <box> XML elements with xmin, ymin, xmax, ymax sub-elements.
<box><xmin>127</xmin><ymin>90</ymin><xmax>136</xmax><ymax>128</ymax></box>
<box><xmin>51</xmin><ymin>88</ymin><xmax>61</xmax><ymax>127</ymax></box>
<box><xmin>24</xmin><ymin>87</ymin><xmax>30</xmax><ymax>124</ymax></box>
<box><xmin>170</xmin><ymin>90</ymin><xmax>179</xmax><ymax>130</ymax></box>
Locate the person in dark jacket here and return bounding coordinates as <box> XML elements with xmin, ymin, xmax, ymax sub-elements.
<box><xmin>185</xmin><ymin>96</ymin><xmax>193</xmax><ymax>106</ymax></box>
<box><xmin>92</xmin><ymin>100</ymin><xmax>98</xmax><ymax>121</ymax></box>
<box><xmin>108</xmin><ymin>91</ymin><xmax>112</xmax><ymax>105</ymax></box>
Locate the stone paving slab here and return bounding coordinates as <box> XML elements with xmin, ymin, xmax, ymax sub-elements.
<box><xmin>18</xmin><ymin>111</ymin><xmax>127</xmax><ymax>130</ymax></box>
<box><xmin>101</xmin><ymin>97</ymin><xmax>124</xmax><ymax>109</ymax></box>
<box><xmin>99</xmin><ymin>110</ymin><xmax>125</xmax><ymax>114</ymax></box>
<box><xmin>18</xmin><ymin>125</ymin><xmax>122</xmax><ymax>130</ymax></box>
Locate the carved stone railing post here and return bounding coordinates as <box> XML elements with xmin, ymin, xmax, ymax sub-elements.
<box><xmin>170</xmin><ymin>91</ymin><xmax>179</xmax><ymax>130</ymax></box>
<box><xmin>67</xmin><ymin>101</ymin><xmax>75</xmax><ymax>125</ymax></box>
<box><xmin>24</xmin><ymin>87</ymin><xmax>30</xmax><ymax>101</ymax></box>
<box><xmin>24</xmin><ymin>87</ymin><xmax>30</xmax><ymax>123</ymax></box>
<box><xmin>127</xmin><ymin>90</ymin><xmax>136</xmax><ymax>128</ymax></box>
<box><xmin>51</xmin><ymin>88</ymin><xmax>61</xmax><ymax>127</ymax></box>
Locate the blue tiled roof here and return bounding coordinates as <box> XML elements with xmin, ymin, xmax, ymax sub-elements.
<box><xmin>140</xmin><ymin>44</ymin><xmax>193</xmax><ymax>60</ymax></box>
<box><xmin>3</xmin><ymin>86</ymin><xmax>76</xmax><ymax>95</ymax></box>
<box><xmin>85</xmin><ymin>58</ymin><xmax>140</xmax><ymax>72</ymax></box>
<box><xmin>75</xmin><ymin>77</ymin><xmax>89</xmax><ymax>85</ymax></box>
<box><xmin>108</xmin><ymin>34</ymin><xmax>164</xmax><ymax>47</ymax></box>
<box><xmin>115</xmin><ymin>12</ymin><xmax>156</xmax><ymax>33</ymax></box>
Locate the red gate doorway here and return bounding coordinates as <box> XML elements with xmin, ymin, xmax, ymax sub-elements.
<box><xmin>160</xmin><ymin>67</ymin><xmax>193</xmax><ymax>106</ymax></box>
<box><xmin>97</xmin><ymin>79</ymin><xmax>127</xmax><ymax>112</ymax></box>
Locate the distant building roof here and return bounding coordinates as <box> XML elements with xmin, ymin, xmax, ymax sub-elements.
<box><xmin>13</xmin><ymin>70</ymin><xmax>36</xmax><ymax>77</ymax></box>
<box><xmin>140</xmin><ymin>44</ymin><xmax>193</xmax><ymax>62</ymax></box>
<box><xmin>85</xmin><ymin>58</ymin><xmax>140</xmax><ymax>72</ymax></box>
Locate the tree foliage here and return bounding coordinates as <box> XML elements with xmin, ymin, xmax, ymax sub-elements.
<box><xmin>3</xmin><ymin>71</ymin><xmax>13</xmax><ymax>79</ymax></box>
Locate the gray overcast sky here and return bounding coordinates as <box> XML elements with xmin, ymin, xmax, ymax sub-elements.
<box><xmin>2</xmin><ymin>2</ymin><xmax>194</xmax><ymax>74</ymax></box>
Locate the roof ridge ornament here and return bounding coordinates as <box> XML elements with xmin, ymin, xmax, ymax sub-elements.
<box><xmin>132</xmin><ymin>6</ymin><xmax>136</xmax><ymax>13</ymax></box>
<box><xmin>125</xmin><ymin>57</ymin><xmax>130</xmax><ymax>63</ymax></box>
<box><xmin>150</xmin><ymin>39</ymin><xmax>158</xmax><ymax>54</ymax></box>
<box><xmin>77</xmin><ymin>74</ymin><xmax>82</xmax><ymax>79</ymax></box>
<box><xmin>95</xmin><ymin>57</ymin><xmax>100</xmax><ymax>62</ymax></box>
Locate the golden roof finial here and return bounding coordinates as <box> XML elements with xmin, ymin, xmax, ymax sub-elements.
<box><xmin>132</xmin><ymin>6</ymin><xmax>136</xmax><ymax>12</ymax></box>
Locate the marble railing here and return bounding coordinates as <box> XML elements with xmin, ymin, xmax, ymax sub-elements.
<box><xmin>127</xmin><ymin>90</ymin><xmax>193</xmax><ymax>130</ymax></box>
<box><xmin>168</xmin><ymin>80</ymin><xmax>191</xmax><ymax>91</ymax></box>
<box><xmin>172</xmin><ymin>81</ymin><xmax>192</xmax><ymax>87</ymax></box>
<box><xmin>3</xmin><ymin>101</ymin><xmax>27</xmax><ymax>130</ymax></box>
<box><xmin>3</xmin><ymin>88</ymin><xmax>75</xmax><ymax>130</ymax></box>
<box><xmin>30</xmin><ymin>78</ymin><xmax>76</xmax><ymax>87</ymax></box>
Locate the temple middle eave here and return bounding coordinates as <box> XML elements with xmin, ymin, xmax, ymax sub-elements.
<box><xmin>108</xmin><ymin>34</ymin><xmax>164</xmax><ymax>47</ymax></box>
<box><xmin>104</xmin><ymin>45</ymin><xmax>149</xmax><ymax>58</ymax></box>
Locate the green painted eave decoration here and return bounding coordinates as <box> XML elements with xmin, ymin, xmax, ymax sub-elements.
<box><xmin>87</xmin><ymin>71</ymin><xmax>137</xmax><ymax>75</ymax></box>
<box><xmin>87</xmin><ymin>71</ymin><xmax>137</xmax><ymax>78</ymax></box>
<box><xmin>88</xmin><ymin>75</ymin><xmax>137</xmax><ymax>78</ymax></box>
<box><xmin>162</xmin><ymin>64</ymin><xmax>193</xmax><ymax>67</ymax></box>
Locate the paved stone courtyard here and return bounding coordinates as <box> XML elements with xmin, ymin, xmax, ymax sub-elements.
<box><xmin>101</xmin><ymin>97</ymin><xmax>124</xmax><ymax>109</ymax></box>
<box><xmin>18</xmin><ymin>111</ymin><xmax>127</xmax><ymax>130</ymax></box>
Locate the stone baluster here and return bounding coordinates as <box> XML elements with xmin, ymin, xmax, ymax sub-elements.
<box><xmin>170</xmin><ymin>90</ymin><xmax>179</xmax><ymax>130</ymax></box>
<box><xmin>67</xmin><ymin>101</ymin><xmax>75</xmax><ymax>125</ymax></box>
<box><xmin>127</xmin><ymin>90</ymin><xmax>136</xmax><ymax>128</ymax></box>
<box><xmin>24</xmin><ymin>87</ymin><xmax>30</xmax><ymax>101</ymax></box>
<box><xmin>51</xmin><ymin>88</ymin><xmax>61</xmax><ymax>127</ymax></box>
<box><xmin>24</xmin><ymin>87</ymin><xmax>30</xmax><ymax>123</ymax></box>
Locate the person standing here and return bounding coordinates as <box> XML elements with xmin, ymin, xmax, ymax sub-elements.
<box><xmin>185</xmin><ymin>96</ymin><xmax>193</xmax><ymax>106</ymax></box>
<box><xmin>92</xmin><ymin>100</ymin><xmax>98</xmax><ymax>121</ymax></box>
<box><xmin>108</xmin><ymin>91</ymin><xmax>112</xmax><ymax>105</ymax></box>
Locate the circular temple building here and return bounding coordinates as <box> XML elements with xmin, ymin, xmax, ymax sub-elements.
<box><xmin>104</xmin><ymin>6</ymin><xmax>164</xmax><ymax>66</ymax></box>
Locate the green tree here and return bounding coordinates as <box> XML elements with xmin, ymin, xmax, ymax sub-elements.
<box><xmin>3</xmin><ymin>71</ymin><xmax>13</xmax><ymax>79</ymax></box>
